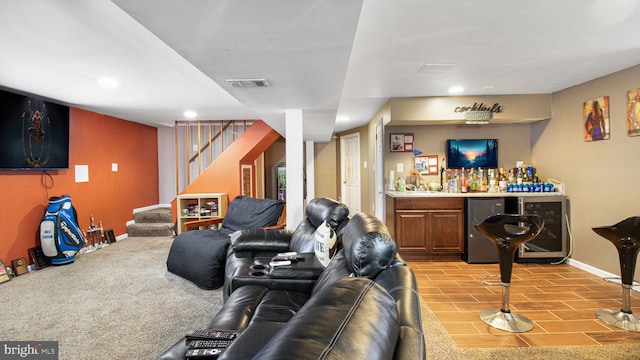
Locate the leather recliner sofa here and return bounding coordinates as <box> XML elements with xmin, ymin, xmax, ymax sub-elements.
<box><xmin>159</xmin><ymin>208</ymin><xmax>425</xmax><ymax>360</ymax></box>
<box><xmin>222</xmin><ymin>197</ymin><xmax>351</xmax><ymax>300</ymax></box>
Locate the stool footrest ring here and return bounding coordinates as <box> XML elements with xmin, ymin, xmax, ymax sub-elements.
<box><xmin>481</xmin><ymin>274</ymin><xmax>503</xmax><ymax>286</ymax></box>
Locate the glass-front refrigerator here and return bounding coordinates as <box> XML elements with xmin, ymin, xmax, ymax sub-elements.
<box><xmin>505</xmin><ymin>195</ymin><xmax>568</xmax><ymax>263</ymax></box>
<box><xmin>276</xmin><ymin>164</ymin><xmax>286</xmax><ymax>201</ymax></box>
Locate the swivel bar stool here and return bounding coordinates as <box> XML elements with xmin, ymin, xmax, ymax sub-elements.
<box><xmin>475</xmin><ymin>214</ymin><xmax>544</xmax><ymax>332</ymax></box>
<box><xmin>592</xmin><ymin>216</ymin><xmax>640</xmax><ymax>332</ymax></box>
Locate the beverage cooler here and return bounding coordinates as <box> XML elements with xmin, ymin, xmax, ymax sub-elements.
<box><xmin>276</xmin><ymin>164</ymin><xmax>286</xmax><ymax>201</ymax></box>
<box><xmin>506</xmin><ymin>196</ymin><xmax>568</xmax><ymax>263</ymax></box>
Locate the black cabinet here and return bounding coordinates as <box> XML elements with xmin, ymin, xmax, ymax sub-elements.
<box><xmin>464</xmin><ymin>198</ymin><xmax>505</xmax><ymax>264</ymax></box>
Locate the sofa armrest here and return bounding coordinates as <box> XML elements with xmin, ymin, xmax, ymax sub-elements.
<box><xmin>374</xmin><ymin>265</ymin><xmax>426</xmax><ymax>360</ymax></box>
<box><xmin>252</xmin><ymin>277</ymin><xmax>399</xmax><ymax>360</ymax></box>
<box><xmin>230</xmin><ymin>229</ymin><xmax>294</xmax><ymax>253</ymax></box>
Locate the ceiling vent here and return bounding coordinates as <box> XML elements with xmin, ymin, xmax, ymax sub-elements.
<box><xmin>417</xmin><ymin>63</ymin><xmax>456</xmax><ymax>73</ymax></box>
<box><xmin>226</xmin><ymin>79</ymin><xmax>270</xmax><ymax>88</ymax></box>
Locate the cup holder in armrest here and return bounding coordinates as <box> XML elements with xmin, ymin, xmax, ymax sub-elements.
<box><xmin>249</xmin><ymin>270</ymin><xmax>268</xmax><ymax>277</ymax></box>
<box><xmin>249</xmin><ymin>264</ymin><xmax>269</xmax><ymax>276</ymax></box>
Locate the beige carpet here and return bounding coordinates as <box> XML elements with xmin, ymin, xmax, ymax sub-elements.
<box><xmin>3</xmin><ymin>235</ymin><xmax>639</xmax><ymax>359</ymax></box>
<box><xmin>420</xmin><ymin>297</ymin><xmax>640</xmax><ymax>359</ymax></box>
<box><xmin>0</xmin><ymin>236</ymin><xmax>223</xmax><ymax>360</ymax></box>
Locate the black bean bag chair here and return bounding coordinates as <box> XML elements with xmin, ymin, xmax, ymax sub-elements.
<box><xmin>166</xmin><ymin>196</ymin><xmax>284</xmax><ymax>289</ymax></box>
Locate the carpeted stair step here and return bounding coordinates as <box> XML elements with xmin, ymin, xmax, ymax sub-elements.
<box><xmin>134</xmin><ymin>208</ymin><xmax>173</xmax><ymax>224</ymax></box>
<box><xmin>128</xmin><ymin>207</ymin><xmax>174</xmax><ymax>237</ymax></box>
<box><xmin>127</xmin><ymin>222</ymin><xmax>175</xmax><ymax>237</ymax></box>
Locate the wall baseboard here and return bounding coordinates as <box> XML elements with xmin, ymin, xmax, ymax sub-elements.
<box><xmin>567</xmin><ymin>258</ymin><xmax>639</xmax><ymax>292</ymax></box>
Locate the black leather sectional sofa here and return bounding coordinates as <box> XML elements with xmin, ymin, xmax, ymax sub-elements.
<box><xmin>160</xmin><ymin>198</ymin><xmax>425</xmax><ymax>360</ymax></box>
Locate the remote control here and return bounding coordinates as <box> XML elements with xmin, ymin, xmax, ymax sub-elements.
<box><xmin>186</xmin><ymin>329</ymin><xmax>238</xmax><ymax>340</ymax></box>
<box><xmin>271</xmin><ymin>254</ymin><xmax>302</xmax><ymax>262</ymax></box>
<box><xmin>269</xmin><ymin>260</ymin><xmax>291</xmax><ymax>267</ymax></box>
<box><xmin>277</xmin><ymin>251</ymin><xmax>297</xmax><ymax>256</ymax></box>
<box><xmin>185</xmin><ymin>348</ymin><xmax>222</xmax><ymax>359</ymax></box>
<box><xmin>188</xmin><ymin>339</ymin><xmax>233</xmax><ymax>349</ymax></box>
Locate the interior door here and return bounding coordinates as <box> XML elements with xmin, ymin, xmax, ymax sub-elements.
<box><xmin>340</xmin><ymin>133</ymin><xmax>361</xmax><ymax>214</ymax></box>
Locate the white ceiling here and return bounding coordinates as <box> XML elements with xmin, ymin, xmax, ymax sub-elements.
<box><xmin>1</xmin><ymin>0</ymin><xmax>639</xmax><ymax>142</ymax></box>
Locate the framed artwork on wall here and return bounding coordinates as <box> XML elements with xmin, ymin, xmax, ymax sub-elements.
<box><xmin>414</xmin><ymin>155</ymin><xmax>439</xmax><ymax>175</ymax></box>
<box><xmin>390</xmin><ymin>133</ymin><xmax>414</xmax><ymax>152</ymax></box>
<box><xmin>583</xmin><ymin>96</ymin><xmax>610</xmax><ymax>142</ymax></box>
<box><xmin>627</xmin><ymin>88</ymin><xmax>640</xmax><ymax>137</ymax></box>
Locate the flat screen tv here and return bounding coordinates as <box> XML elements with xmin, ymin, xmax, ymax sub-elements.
<box><xmin>446</xmin><ymin>139</ymin><xmax>498</xmax><ymax>169</ymax></box>
<box><xmin>0</xmin><ymin>89</ymin><xmax>69</xmax><ymax>170</ymax></box>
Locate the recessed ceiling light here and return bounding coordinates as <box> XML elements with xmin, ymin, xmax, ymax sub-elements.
<box><xmin>97</xmin><ymin>77</ymin><xmax>119</xmax><ymax>88</ymax></box>
<box><xmin>482</xmin><ymin>85</ymin><xmax>496</xmax><ymax>90</ymax></box>
<box><xmin>337</xmin><ymin>116</ymin><xmax>350</xmax><ymax>122</ymax></box>
<box><xmin>184</xmin><ymin>110</ymin><xmax>197</xmax><ymax>119</ymax></box>
<box><xmin>448</xmin><ymin>86</ymin><xmax>464</xmax><ymax>94</ymax></box>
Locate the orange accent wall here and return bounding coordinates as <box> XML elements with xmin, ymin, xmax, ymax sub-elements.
<box><xmin>176</xmin><ymin>120</ymin><xmax>281</xmax><ymax>210</ymax></box>
<box><xmin>0</xmin><ymin>108</ymin><xmax>159</xmax><ymax>266</ymax></box>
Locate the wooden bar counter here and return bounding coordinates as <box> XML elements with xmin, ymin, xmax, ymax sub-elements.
<box><xmin>385</xmin><ymin>190</ymin><xmax>565</xmax><ymax>261</ymax></box>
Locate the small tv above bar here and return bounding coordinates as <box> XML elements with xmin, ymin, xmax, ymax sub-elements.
<box><xmin>446</xmin><ymin>139</ymin><xmax>498</xmax><ymax>169</ymax></box>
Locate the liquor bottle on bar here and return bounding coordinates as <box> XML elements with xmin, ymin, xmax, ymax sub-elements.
<box><xmin>450</xmin><ymin>169</ymin><xmax>459</xmax><ymax>193</ymax></box>
<box><xmin>498</xmin><ymin>168</ymin><xmax>507</xmax><ymax>192</ymax></box>
<box><xmin>460</xmin><ymin>168</ymin><xmax>468</xmax><ymax>193</ymax></box>
<box><xmin>522</xmin><ymin>166</ymin><xmax>531</xmax><ymax>183</ymax></box>
<box><xmin>488</xmin><ymin>168</ymin><xmax>497</xmax><ymax>192</ymax></box>
<box><xmin>479</xmin><ymin>168</ymin><xmax>488</xmax><ymax>192</ymax></box>
<box><xmin>508</xmin><ymin>168</ymin><xmax>515</xmax><ymax>184</ymax></box>
<box><xmin>516</xmin><ymin>167</ymin><xmax>523</xmax><ymax>184</ymax></box>
<box><xmin>469</xmin><ymin>168</ymin><xmax>477</xmax><ymax>192</ymax></box>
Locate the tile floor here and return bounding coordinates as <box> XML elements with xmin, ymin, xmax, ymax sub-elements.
<box><xmin>410</xmin><ymin>261</ymin><xmax>640</xmax><ymax>348</ymax></box>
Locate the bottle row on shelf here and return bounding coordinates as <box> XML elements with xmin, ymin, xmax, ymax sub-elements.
<box><xmin>444</xmin><ymin>166</ymin><xmax>555</xmax><ymax>193</ymax></box>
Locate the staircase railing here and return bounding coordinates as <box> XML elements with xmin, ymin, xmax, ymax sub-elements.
<box><xmin>174</xmin><ymin>120</ymin><xmax>254</xmax><ymax>194</ymax></box>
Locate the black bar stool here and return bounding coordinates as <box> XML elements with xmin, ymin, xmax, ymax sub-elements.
<box><xmin>592</xmin><ymin>216</ymin><xmax>640</xmax><ymax>332</ymax></box>
<box><xmin>475</xmin><ymin>214</ymin><xmax>544</xmax><ymax>332</ymax></box>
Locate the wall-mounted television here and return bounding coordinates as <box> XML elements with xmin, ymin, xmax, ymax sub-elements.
<box><xmin>0</xmin><ymin>89</ymin><xmax>70</xmax><ymax>170</ymax></box>
<box><xmin>446</xmin><ymin>139</ymin><xmax>498</xmax><ymax>169</ymax></box>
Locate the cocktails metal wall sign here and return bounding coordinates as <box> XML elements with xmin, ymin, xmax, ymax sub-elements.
<box><xmin>454</xmin><ymin>102</ymin><xmax>503</xmax><ymax>124</ymax></box>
